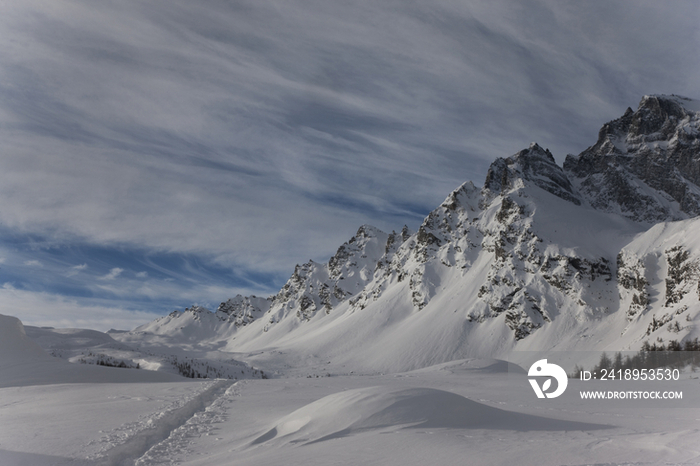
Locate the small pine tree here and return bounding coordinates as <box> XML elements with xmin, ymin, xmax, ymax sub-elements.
<box><xmin>613</xmin><ymin>352</ymin><xmax>624</xmax><ymax>371</ymax></box>
<box><xmin>597</xmin><ymin>352</ymin><xmax>612</xmax><ymax>372</ymax></box>
<box><xmin>667</xmin><ymin>339</ymin><xmax>682</xmax><ymax>351</ymax></box>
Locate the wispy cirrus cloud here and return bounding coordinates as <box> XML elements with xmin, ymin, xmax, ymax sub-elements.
<box><xmin>0</xmin><ymin>0</ymin><xmax>698</xmax><ymax>329</ymax></box>
<box><xmin>0</xmin><ymin>233</ymin><xmax>275</xmax><ymax>327</ymax></box>
<box><xmin>99</xmin><ymin>268</ymin><xmax>124</xmax><ymax>281</ymax></box>
<box><xmin>66</xmin><ymin>263</ymin><xmax>88</xmax><ymax>277</ymax></box>
<box><xmin>0</xmin><ymin>283</ymin><xmax>159</xmax><ymax>332</ymax></box>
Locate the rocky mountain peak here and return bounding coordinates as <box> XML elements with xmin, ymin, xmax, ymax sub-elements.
<box><xmin>582</xmin><ymin>95</ymin><xmax>696</xmax><ymax>159</ymax></box>
<box><xmin>631</xmin><ymin>94</ymin><xmax>693</xmax><ymax>137</ymax></box>
<box><xmin>141</xmin><ymin>94</ymin><xmax>700</xmax><ymax>370</ymax></box>
<box><xmin>564</xmin><ymin>94</ymin><xmax>700</xmax><ymax>222</ymax></box>
<box><xmin>484</xmin><ymin>142</ymin><xmax>581</xmax><ymax>205</ymax></box>
<box><xmin>440</xmin><ymin>181</ymin><xmax>479</xmax><ymax>212</ymax></box>
<box><xmin>217</xmin><ymin>294</ymin><xmax>272</xmax><ymax>327</ymax></box>
<box><xmin>329</xmin><ymin>225</ymin><xmax>388</xmax><ymax>278</ymax></box>
<box><xmin>349</xmin><ymin>224</ymin><xmax>383</xmax><ymax>242</ymax></box>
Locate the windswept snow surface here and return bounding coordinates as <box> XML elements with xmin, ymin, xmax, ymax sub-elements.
<box><xmin>0</xmin><ymin>380</ymin><xmax>232</xmax><ymax>466</ymax></box>
<box><xmin>5</xmin><ymin>95</ymin><xmax>700</xmax><ymax>464</ymax></box>
<box><xmin>2</xmin><ymin>314</ymin><xmax>700</xmax><ymax>465</ymax></box>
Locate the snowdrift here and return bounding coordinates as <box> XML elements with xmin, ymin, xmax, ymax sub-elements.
<box><xmin>0</xmin><ymin>314</ymin><xmax>50</xmax><ymax>364</ymax></box>
<box><xmin>251</xmin><ymin>386</ymin><xmax>610</xmax><ymax>446</ymax></box>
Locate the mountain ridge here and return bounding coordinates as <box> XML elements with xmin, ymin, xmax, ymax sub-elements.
<box><xmin>129</xmin><ymin>94</ymin><xmax>700</xmax><ymax>373</ymax></box>
<box><xmin>564</xmin><ymin>94</ymin><xmax>700</xmax><ymax>222</ymax></box>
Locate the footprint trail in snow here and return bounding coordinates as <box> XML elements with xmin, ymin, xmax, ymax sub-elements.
<box><xmin>88</xmin><ymin>380</ymin><xmax>236</xmax><ymax>466</ymax></box>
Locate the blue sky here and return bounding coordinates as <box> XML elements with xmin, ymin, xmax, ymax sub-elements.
<box><xmin>1</xmin><ymin>0</ymin><xmax>698</xmax><ymax>330</ymax></box>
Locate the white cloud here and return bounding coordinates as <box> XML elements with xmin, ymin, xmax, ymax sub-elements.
<box><xmin>92</xmin><ymin>273</ymin><xmax>255</xmax><ymax>308</ymax></box>
<box><xmin>3</xmin><ymin>1</ymin><xmax>696</xmax><ymax>278</ymax></box>
<box><xmin>23</xmin><ymin>260</ymin><xmax>43</xmax><ymax>267</ymax></box>
<box><xmin>0</xmin><ymin>284</ymin><xmax>158</xmax><ymax>332</ymax></box>
<box><xmin>66</xmin><ymin>263</ymin><xmax>88</xmax><ymax>277</ymax></box>
<box><xmin>99</xmin><ymin>267</ymin><xmax>124</xmax><ymax>281</ymax></box>
<box><xmin>0</xmin><ymin>0</ymin><xmax>698</xmax><ymax>329</ymax></box>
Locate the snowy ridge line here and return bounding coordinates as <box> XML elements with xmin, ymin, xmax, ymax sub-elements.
<box><xmin>93</xmin><ymin>380</ymin><xmax>234</xmax><ymax>466</ymax></box>
<box><xmin>126</xmin><ymin>95</ymin><xmax>700</xmax><ymax>373</ymax></box>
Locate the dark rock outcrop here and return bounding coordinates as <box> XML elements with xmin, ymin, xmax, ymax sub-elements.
<box><xmin>564</xmin><ymin>95</ymin><xmax>700</xmax><ymax>222</ymax></box>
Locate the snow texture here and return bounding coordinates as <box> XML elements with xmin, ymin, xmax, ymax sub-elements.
<box><xmin>107</xmin><ymin>96</ymin><xmax>700</xmax><ymax>375</ymax></box>
<box><xmin>3</xmin><ymin>95</ymin><xmax>700</xmax><ymax>465</ymax></box>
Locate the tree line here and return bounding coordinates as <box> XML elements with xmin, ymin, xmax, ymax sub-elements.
<box><xmin>571</xmin><ymin>338</ymin><xmax>700</xmax><ymax>377</ymax></box>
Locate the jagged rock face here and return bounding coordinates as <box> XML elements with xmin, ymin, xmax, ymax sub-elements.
<box><xmin>136</xmin><ymin>94</ymin><xmax>700</xmax><ymax>369</ymax></box>
<box><xmin>564</xmin><ymin>95</ymin><xmax>700</xmax><ymax>222</ymax></box>
<box><xmin>263</xmin><ymin>224</ymin><xmax>402</xmax><ymax>323</ymax></box>
<box><xmin>328</xmin><ymin>225</ymin><xmax>389</xmax><ymax>282</ymax></box>
<box><xmin>485</xmin><ymin>143</ymin><xmax>581</xmax><ymax>205</ymax></box>
<box><xmin>664</xmin><ymin>246</ymin><xmax>700</xmax><ymax>307</ymax></box>
<box><xmin>616</xmin><ymin>252</ymin><xmax>649</xmax><ymax>321</ymax></box>
<box><xmin>347</xmin><ymin>181</ymin><xmax>482</xmax><ymax>312</ymax></box>
<box><xmin>217</xmin><ymin>295</ymin><xmax>272</xmax><ymax>327</ymax></box>
<box><xmin>340</xmin><ymin>150</ymin><xmax>613</xmax><ymax>340</ymax></box>
<box><xmin>616</xmin><ymin>220</ymin><xmax>700</xmax><ymax>340</ymax></box>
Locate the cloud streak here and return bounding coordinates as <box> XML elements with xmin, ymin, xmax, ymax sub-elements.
<box><xmin>99</xmin><ymin>268</ymin><xmax>124</xmax><ymax>281</ymax></box>
<box><xmin>0</xmin><ymin>283</ymin><xmax>160</xmax><ymax>332</ymax></box>
<box><xmin>0</xmin><ymin>0</ymin><xmax>698</xmax><ymax>328</ymax></box>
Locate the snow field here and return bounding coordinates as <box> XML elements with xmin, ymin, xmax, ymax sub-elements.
<box><xmin>0</xmin><ymin>314</ymin><xmax>244</xmax><ymax>465</ymax></box>
<box><xmin>0</xmin><ymin>381</ymin><xmax>225</xmax><ymax>465</ymax></box>
<box><xmin>25</xmin><ymin>324</ymin><xmax>266</xmax><ymax>381</ymax></box>
<box><xmin>92</xmin><ymin>380</ymin><xmax>234</xmax><ymax>466</ymax></box>
<box><xmin>175</xmin><ymin>366</ymin><xmax>700</xmax><ymax>466</ymax></box>
<box><xmin>2</xmin><ymin>318</ymin><xmax>700</xmax><ymax>466</ymax></box>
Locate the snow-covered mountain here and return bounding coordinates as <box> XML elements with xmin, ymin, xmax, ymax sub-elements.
<box><xmin>565</xmin><ymin>94</ymin><xmax>700</xmax><ymax>222</ymax></box>
<box><xmin>130</xmin><ymin>94</ymin><xmax>700</xmax><ymax>373</ymax></box>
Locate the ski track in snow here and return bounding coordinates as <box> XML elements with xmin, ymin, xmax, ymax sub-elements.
<box><xmin>87</xmin><ymin>379</ymin><xmax>236</xmax><ymax>466</ymax></box>
<box><xmin>134</xmin><ymin>382</ymin><xmax>240</xmax><ymax>465</ymax></box>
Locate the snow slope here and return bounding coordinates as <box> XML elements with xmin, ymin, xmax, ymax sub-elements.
<box><xmin>3</xmin><ymin>342</ymin><xmax>699</xmax><ymax>466</ymax></box>
<box><xmin>24</xmin><ymin>321</ymin><xmax>269</xmax><ymax>381</ymax></box>
<box><xmin>122</xmin><ymin>98</ymin><xmax>700</xmax><ymax>374</ymax></box>
<box><xmin>0</xmin><ymin>314</ymin><xmax>184</xmax><ymax>388</ymax></box>
<box><xmin>4</xmin><ymin>95</ymin><xmax>700</xmax><ymax>466</ymax></box>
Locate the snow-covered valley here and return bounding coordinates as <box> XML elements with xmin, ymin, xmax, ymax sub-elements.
<box><xmin>107</xmin><ymin>95</ymin><xmax>700</xmax><ymax>376</ymax></box>
<box><xmin>3</xmin><ymin>311</ymin><xmax>700</xmax><ymax>466</ymax></box>
<box><xmin>3</xmin><ymin>94</ymin><xmax>700</xmax><ymax>465</ymax></box>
